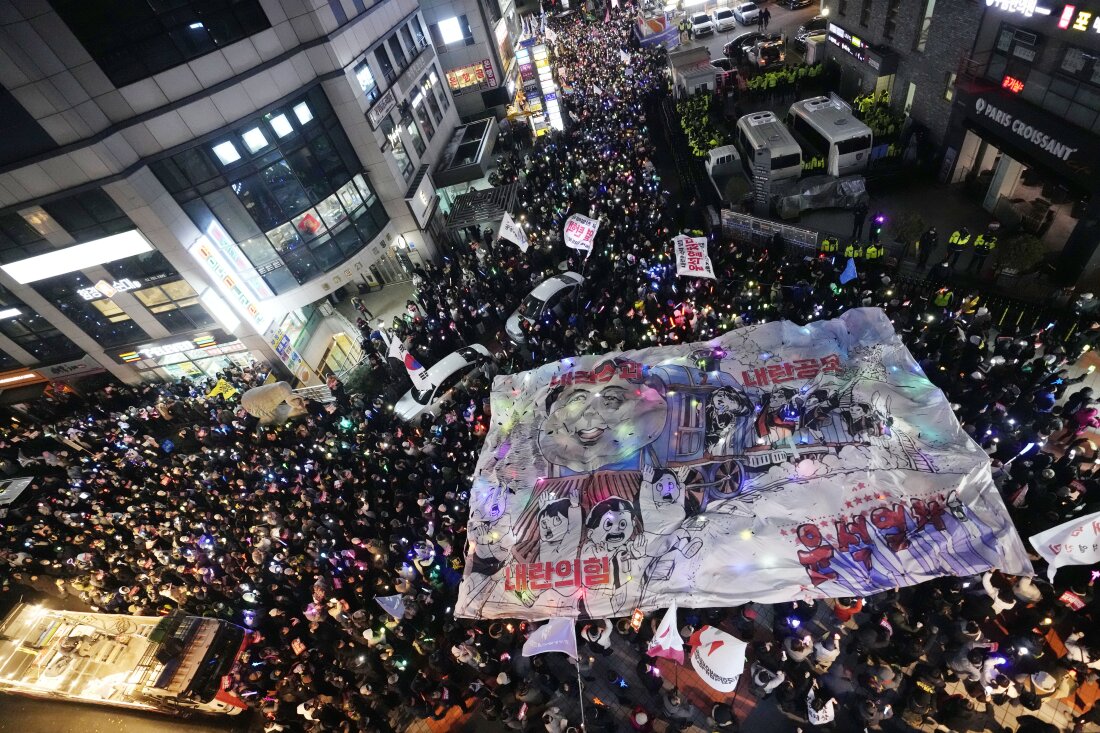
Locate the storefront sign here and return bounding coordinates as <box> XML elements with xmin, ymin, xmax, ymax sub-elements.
<box><xmin>113</xmin><ymin>330</ymin><xmax>236</xmax><ymax>365</ymax></box>
<box><xmin>404</xmin><ymin>166</ymin><xmax>438</xmax><ymax>228</ymax></box>
<box><xmin>1002</xmin><ymin>75</ymin><xmax>1026</xmax><ymax>93</ymax></box>
<box><xmin>40</xmin><ymin>356</ymin><xmax>105</xmax><ymax>380</ymax></box>
<box><xmin>986</xmin><ymin>0</ymin><xmax>1053</xmax><ymax>17</ymax></box>
<box><xmin>77</xmin><ymin>278</ymin><xmax>141</xmax><ymax>301</ymax></box>
<box><xmin>189</xmin><ymin>236</ymin><xmax>270</xmax><ymax>333</ymax></box>
<box><xmin>367</xmin><ymin>89</ymin><xmax>397</xmax><ymax>128</ymax></box>
<box><xmin>973</xmin><ymin>96</ymin><xmax>1078</xmax><ymax>160</ymax></box>
<box><xmin>445</xmin><ymin>60</ymin><xmax>497</xmax><ymax>95</ymax></box>
<box><xmin>826</xmin><ymin>23</ymin><xmax>898</xmax><ymax>75</ymax></box>
<box><xmin>1059</xmin><ymin>4</ymin><xmax>1100</xmax><ymax>31</ymax></box>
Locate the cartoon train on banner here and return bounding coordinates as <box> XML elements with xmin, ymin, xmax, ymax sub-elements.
<box><xmin>457</xmin><ymin>310</ymin><xmax>1032</xmax><ymax>621</ymax></box>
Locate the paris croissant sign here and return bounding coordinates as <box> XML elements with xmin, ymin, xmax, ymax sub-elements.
<box><xmin>973</xmin><ymin>97</ymin><xmax>1078</xmax><ymax>161</ymax></box>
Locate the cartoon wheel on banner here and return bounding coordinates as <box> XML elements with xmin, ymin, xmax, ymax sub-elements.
<box><xmin>711</xmin><ymin>459</ymin><xmax>744</xmax><ymax>499</ymax></box>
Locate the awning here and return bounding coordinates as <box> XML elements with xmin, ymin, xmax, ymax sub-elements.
<box><xmin>445</xmin><ymin>182</ymin><xmax>520</xmax><ymax>231</ymax></box>
<box><xmin>433</xmin><ymin>118</ymin><xmax>500</xmax><ymax>188</ymax></box>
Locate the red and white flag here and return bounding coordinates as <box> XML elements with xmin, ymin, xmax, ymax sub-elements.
<box><xmin>522</xmin><ymin>617</ymin><xmax>578</xmax><ymax>659</ymax></box>
<box><xmin>689</xmin><ymin>625</ymin><xmax>748</xmax><ymax>693</ymax></box>
<box><xmin>646</xmin><ymin>600</ymin><xmax>685</xmax><ymax>664</ymax></box>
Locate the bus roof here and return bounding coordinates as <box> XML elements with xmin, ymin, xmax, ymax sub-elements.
<box><xmin>787</xmin><ymin>96</ymin><xmax>872</xmax><ymax>141</ymax></box>
<box><xmin>736</xmin><ymin>111</ymin><xmax>801</xmax><ymax>154</ymax></box>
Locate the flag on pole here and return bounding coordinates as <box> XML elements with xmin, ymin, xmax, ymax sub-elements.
<box><xmin>1030</xmin><ymin>510</ymin><xmax>1100</xmax><ymax>582</ymax></box>
<box><xmin>545</xmin><ymin>26</ymin><xmax>559</xmax><ymax>43</ymax></box>
<box><xmin>375</xmin><ymin>594</ymin><xmax>406</xmax><ymax>619</ymax></box>
<box><xmin>592</xmin><ymin>84</ymin><xmax>604</xmax><ymax>96</ymax></box>
<box><xmin>688</xmin><ymin>625</ymin><xmax>748</xmax><ymax>692</ymax></box>
<box><xmin>388</xmin><ymin>334</ymin><xmax>432</xmax><ymax>391</ymax></box>
<box><xmin>839</xmin><ymin>257</ymin><xmax>858</xmax><ymax>284</ymax></box>
<box><xmin>522</xmin><ymin>618</ymin><xmax>578</xmax><ymax>659</ymax></box>
<box><xmin>563</xmin><ymin>213</ymin><xmax>600</xmax><ymax>252</ymax></box>
<box><xmin>619</xmin><ymin>49</ymin><xmax>631</xmax><ymax>65</ymax></box>
<box><xmin>646</xmin><ymin>600</ymin><xmax>685</xmax><ymax>664</ymax></box>
<box><xmin>498</xmin><ymin>212</ymin><xmax>529</xmax><ymax>252</ymax></box>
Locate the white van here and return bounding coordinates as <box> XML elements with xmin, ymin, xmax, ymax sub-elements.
<box><xmin>786</xmin><ymin>96</ymin><xmax>873</xmax><ymax>176</ymax></box>
<box><xmin>735</xmin><ymin>111</ymin><xmax>803</xmax><ymax>184</ymax></box>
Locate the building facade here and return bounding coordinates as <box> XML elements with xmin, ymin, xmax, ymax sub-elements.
<box><xmin>942</xmin><ymin>1</ymin><xmax>1100</xmax><ymax>284</ymax></box>
<box><xmin>820</xmin><ymin>0</ymin><xmax>983</xmax><ymax>146</ymax></box>
<box><xmin>0</xmin><ymin>0</ymin><xmax>459</xmax><ymax>386</ymax></box>
<box><xmin>419</xmin><ymin>0</ymin><xmax>521</xmax><ymax>120</ymax></box>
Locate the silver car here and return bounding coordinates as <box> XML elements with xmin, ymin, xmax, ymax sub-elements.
<box><xmin>505</xmin><ymin>271</ymin><xmax>585</xmax><ymax>344</ymax></box>
<box><xmin>393</xmin><ymin>344</ymin><xmax>492</xmax><ymax>422</ymax></box>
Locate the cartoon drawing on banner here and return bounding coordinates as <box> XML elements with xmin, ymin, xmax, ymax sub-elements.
<box><xmin>456</xmin><ymin>309</ymin><xmax>1033</xmax><ymax>621</ymax></box>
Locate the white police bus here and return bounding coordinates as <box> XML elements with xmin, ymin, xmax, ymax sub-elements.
<box><xmin>785</xmin><ymin>96</ymin><xmax>872</xmax><ymax>176</ymax></box>
<box><xmin>735</xmin><ymin>111</ymin><xmax>803</xmax><ymax>184</ymax></box>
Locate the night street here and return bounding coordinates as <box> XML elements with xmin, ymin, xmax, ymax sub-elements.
<box><xmin>1</xmin><ymin>0</ymin><xmax>1100</xmax><ymax>732</ymax></box>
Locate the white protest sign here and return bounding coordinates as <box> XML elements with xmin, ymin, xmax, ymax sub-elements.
<box><xmin>674</xmin><ymin>235</ymin><xmax>716</xmax><ymax>279</ymax></box>
<box><xmin>564</xmin><ymin>213</ymin><xmax>600</xmax><ymax>252</ymax></box>
<box><xmin>1030</xmin><ymin>510</ymin><xmax>1100</xmax><ymax>582</ymax></box>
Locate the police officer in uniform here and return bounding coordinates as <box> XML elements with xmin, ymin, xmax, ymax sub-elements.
<box><xmin>933</xmin><ymin>286</ymin><xmax>955</xmax><ymax>312</ymax></box>
<box><xmin>918</xmin><ymin>227</ymin><xmax>938</xmax><ymax>269</ymax></box>
<box><xmin>947</xmin><ymin>227</ymin><xmax>971</xmax><ymax>268</ymax></box>
<box><xmin>844</xmin><ymin>241</ymin><xmax>864</xmax><ymax>260</ymax></box>
<box><xmin>968</xmin><ymin>225</ymin><xmax>998</xmax><ymax>274</ymax></box>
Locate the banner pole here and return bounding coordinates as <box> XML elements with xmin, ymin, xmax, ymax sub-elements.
<box><xmin>576</xmin><ymin>663</ymin><xmax>587</xmax><ymax>731</ymax></box>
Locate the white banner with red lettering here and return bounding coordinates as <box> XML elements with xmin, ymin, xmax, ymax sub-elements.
<box><xmin>674</xmin><ymin>235</ymin><xmax>716</xmax><ymax>279</ymax></box>
<box><xmin>455</xmin><ymin>308</ymin><xmax>1032</xmax><ymax>620</ymax></box>
<box><xmin>1029</xmin><ymin>510</ymin><xmax>1100</xmax><ymax>582</ymax></box>
<box><xmin>563</xmin><ymin>213</ymin><xmax>600</xmax><ymax>252</ymax></box>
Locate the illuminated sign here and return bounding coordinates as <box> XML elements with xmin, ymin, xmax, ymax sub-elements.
<box><xmin>1059</xmin><ymin>4</ymin><xmax>1100</xmax><ymax>30</ymax></box>
<box><xmin>973</xmin><ymin>96</ymin><xmax>1078</xmax><ymax>160</ymax></box>
<box><xmin>188</xmin><ymin>236</ymin><xmax>270</xmax><ymax>333</ymax></box>
<box><xmin>445</xmin><ymin>60</ymin><xmax>497</xmax><ymax>95</ymax></box>
<box><xmin>77</xmin><ymin>278</ymin><xmax>141</xmax><ymax>301</ymax></box>
<box><xmin>826</xmin><ymin>23</ymin><xmax>898</xmax><ymax>74</ymax></box>
<box><xmin>986</xmin><ymin>0</ymin><xmax>1052</xmax><ymax>16</ymax></box>
<box><xmin>1002</xmin><ymin>75</ymin><xmax>1026</xmax><ymax>93</ymax></box>
<box><xmin>113</xmin><ymin>330</ymin><xmax>236</xmax><ymax>364</ymax></box>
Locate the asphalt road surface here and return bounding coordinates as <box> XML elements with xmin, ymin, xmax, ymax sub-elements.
<box><xmin>676</xmin><ymin>1</ymin><xmax>821</xmax><ymax>62</ymax></box>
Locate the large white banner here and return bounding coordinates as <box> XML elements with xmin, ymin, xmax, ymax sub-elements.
<box><xmin>1029</xmin><ymin>510</ymin><xmax>1100</xmax><ymax>582</ymax></box>
<box><xmin>563</xmin><ymin>213</ymin><xmax>600</xmax><ymax>252</ymax></box>
<box><xmin>455</xmin><ymin>309</ymin><xmax>1032</xmax><ymax>620</ymax></box>
<box><xmin>674</xmin><ymin>235</ymin><xmax>716</xmax><ymax>279</ymax></box>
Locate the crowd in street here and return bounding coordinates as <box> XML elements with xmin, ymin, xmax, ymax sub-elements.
<box><xmin>3</xmin><ymin>9</ymin><xmax>1100</xmax><ymax>733</ymax></box>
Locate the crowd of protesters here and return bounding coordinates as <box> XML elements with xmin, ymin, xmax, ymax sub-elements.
<box><xmin>2</xmin><ymin>9</ymin><xmax>1100</xmax><ymax>733</ymax></box>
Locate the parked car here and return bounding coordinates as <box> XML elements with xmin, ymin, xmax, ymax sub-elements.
<box><xmin>724</xmin><ymin>31</ymin><xmax>782</xmax><ymax>62</ymax></box>
<box><xmin>506</xmin><ymin>271</ymin><xmax>585</xmax><ymax>344</ymax></box>
<box><xmin>713</xmin><ymin>7</ymin><xmax>737</xmax><ymax>32</ymax></box>
<box><xmin>796</xmin><ymin>14</ymin><xmax>829</xmax><ymax>42</ymax></box>
<box><xmin>777</xmin><ymin>0</ymin><xmax>812</xmax><ymax>8</ymax></box>
<box><xmin>394</xmin><ymin>344</ymin><xmax>491</xmax><ymax>422</ymax></box>
<box><xmin>690</xmin><ymin>12</ymin><xmax>715</xmax><ymax>37</ymax></box>
<box><xmin>746</xmin><ymin>37</ymin><xmax>786</xmax><ymax>69</ymax></box>
<box><xmin>733</xmin><ymin>2</ymin><xmax>760</xmax><ymax>25</ymax></box>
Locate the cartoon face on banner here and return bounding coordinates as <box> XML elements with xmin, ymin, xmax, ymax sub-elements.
<box><xmin>538</xmin><ymin>359</ymin><xmax>668</xmax><ymax>473</ymax></box>
<box><xmin>456</xmin><ymin>309</ymin><xmax>1034</xmax><ymax>621</ymax></box>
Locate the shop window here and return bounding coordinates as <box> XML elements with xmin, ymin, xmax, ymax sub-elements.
<box><xmin>0</xmin><ymin>211</ymin><xmax>50</xmax><ymax>265</ymax></box>
<box><xmin>212</xmin><ymin>140</ymin><xmax>243</xmax><ymax>166</ymax></box>
<box><xmin>242</xmin><ymin>127</ymin><xmax>270</xmax><ymax>154</ymax></box>
<box><xmin>32</xmin><ymin>273</ymin><xmax>149</xmax><ymax>348</ymax></box>
<box><xmin>375</xmin><ymin>47</ymin><xmax>396</xmax><ymax>83</ymax></box>
<box><xmin>0</xmin><ymin>284</ymin><xmax>80</xmax><ymax>362</ymax></box>
<box><xmin>51</xmin><ymin>0</ymin><xmax>270</xmax><ymax>88</ymax></box>
<box><xmin>354</xmin><ymin>61</ymin><xmax>380</xmax><ymax>104</ymax></box>
<box><xmin>401</xmin><ymin>25</ymin><xmax>419</xmax><ymax>54</ymax></box>
<box><xmin>914</xmin><ymin>0</ymin><xmax>936</xmax><ymax>52</ymax></box>
<box><xmin>381</xmin><ymin>116</ymin><xmax>414</xmax><ymax>180</ymax></box>
<box><xmin>388</xmin><ymin>36</ymin><xmax>408</xmax><ymax>70</ymax></box>
<box><xmin>411</xmin><ymin>16</ymin><xmax>428</xmax><ymax>47</ymax></box>
<box><xmin>406</xmin><ymin>118</ymin><xmax>426</xmax><ymax>156</ymax></box>
<box><xmin>421</xmin><ymin>77</ymin><xmax>444</xmax><ymax>123</ymax></box>
<box><xmin>430</xmin><ymin>15</ymin><xmax>475</xmax><ymax>52</ymax></box>
<box><xmin>884</xmin><ymin>0</ymin><xmax>900</xmax><ymax>39</ymax></box>
<box><xmin>133</xmin><ymin>279</ymin><xmax>213</xmax><ymax>332</ymax></box>
<box><xmin>412</xmin><ymin>94</ymin><xmax>436</xmax><ymax>139</ymax></box>
<box><xmin>268</xmin><ymin>113</ymin><xmax>295</xmax><ymax>138</ymax></box>
<box><xmin>944</xmin><ymin>71</ymin><xmax>956</xmax><ymax>101</ymax></box>
<box><xmin>293</xmin><ymin>102</ymin><xmax>314</xmax><ymax>125</ymax></box>
<box><xmin>43</xmin><ymin>189</ymin><xmax>133</xmax><ymax>244</ymax></box>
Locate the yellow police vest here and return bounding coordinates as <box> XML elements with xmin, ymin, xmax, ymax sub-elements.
<box><xmin>933</xmin><ymin>291</ymin><xmax>953</xmax><ymax>307</ymax></box>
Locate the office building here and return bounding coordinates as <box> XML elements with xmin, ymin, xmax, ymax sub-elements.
<box><xmin>0</xmin><ymin>0</ymin><xmax>459</xmax><ymax>385</ymax></box>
